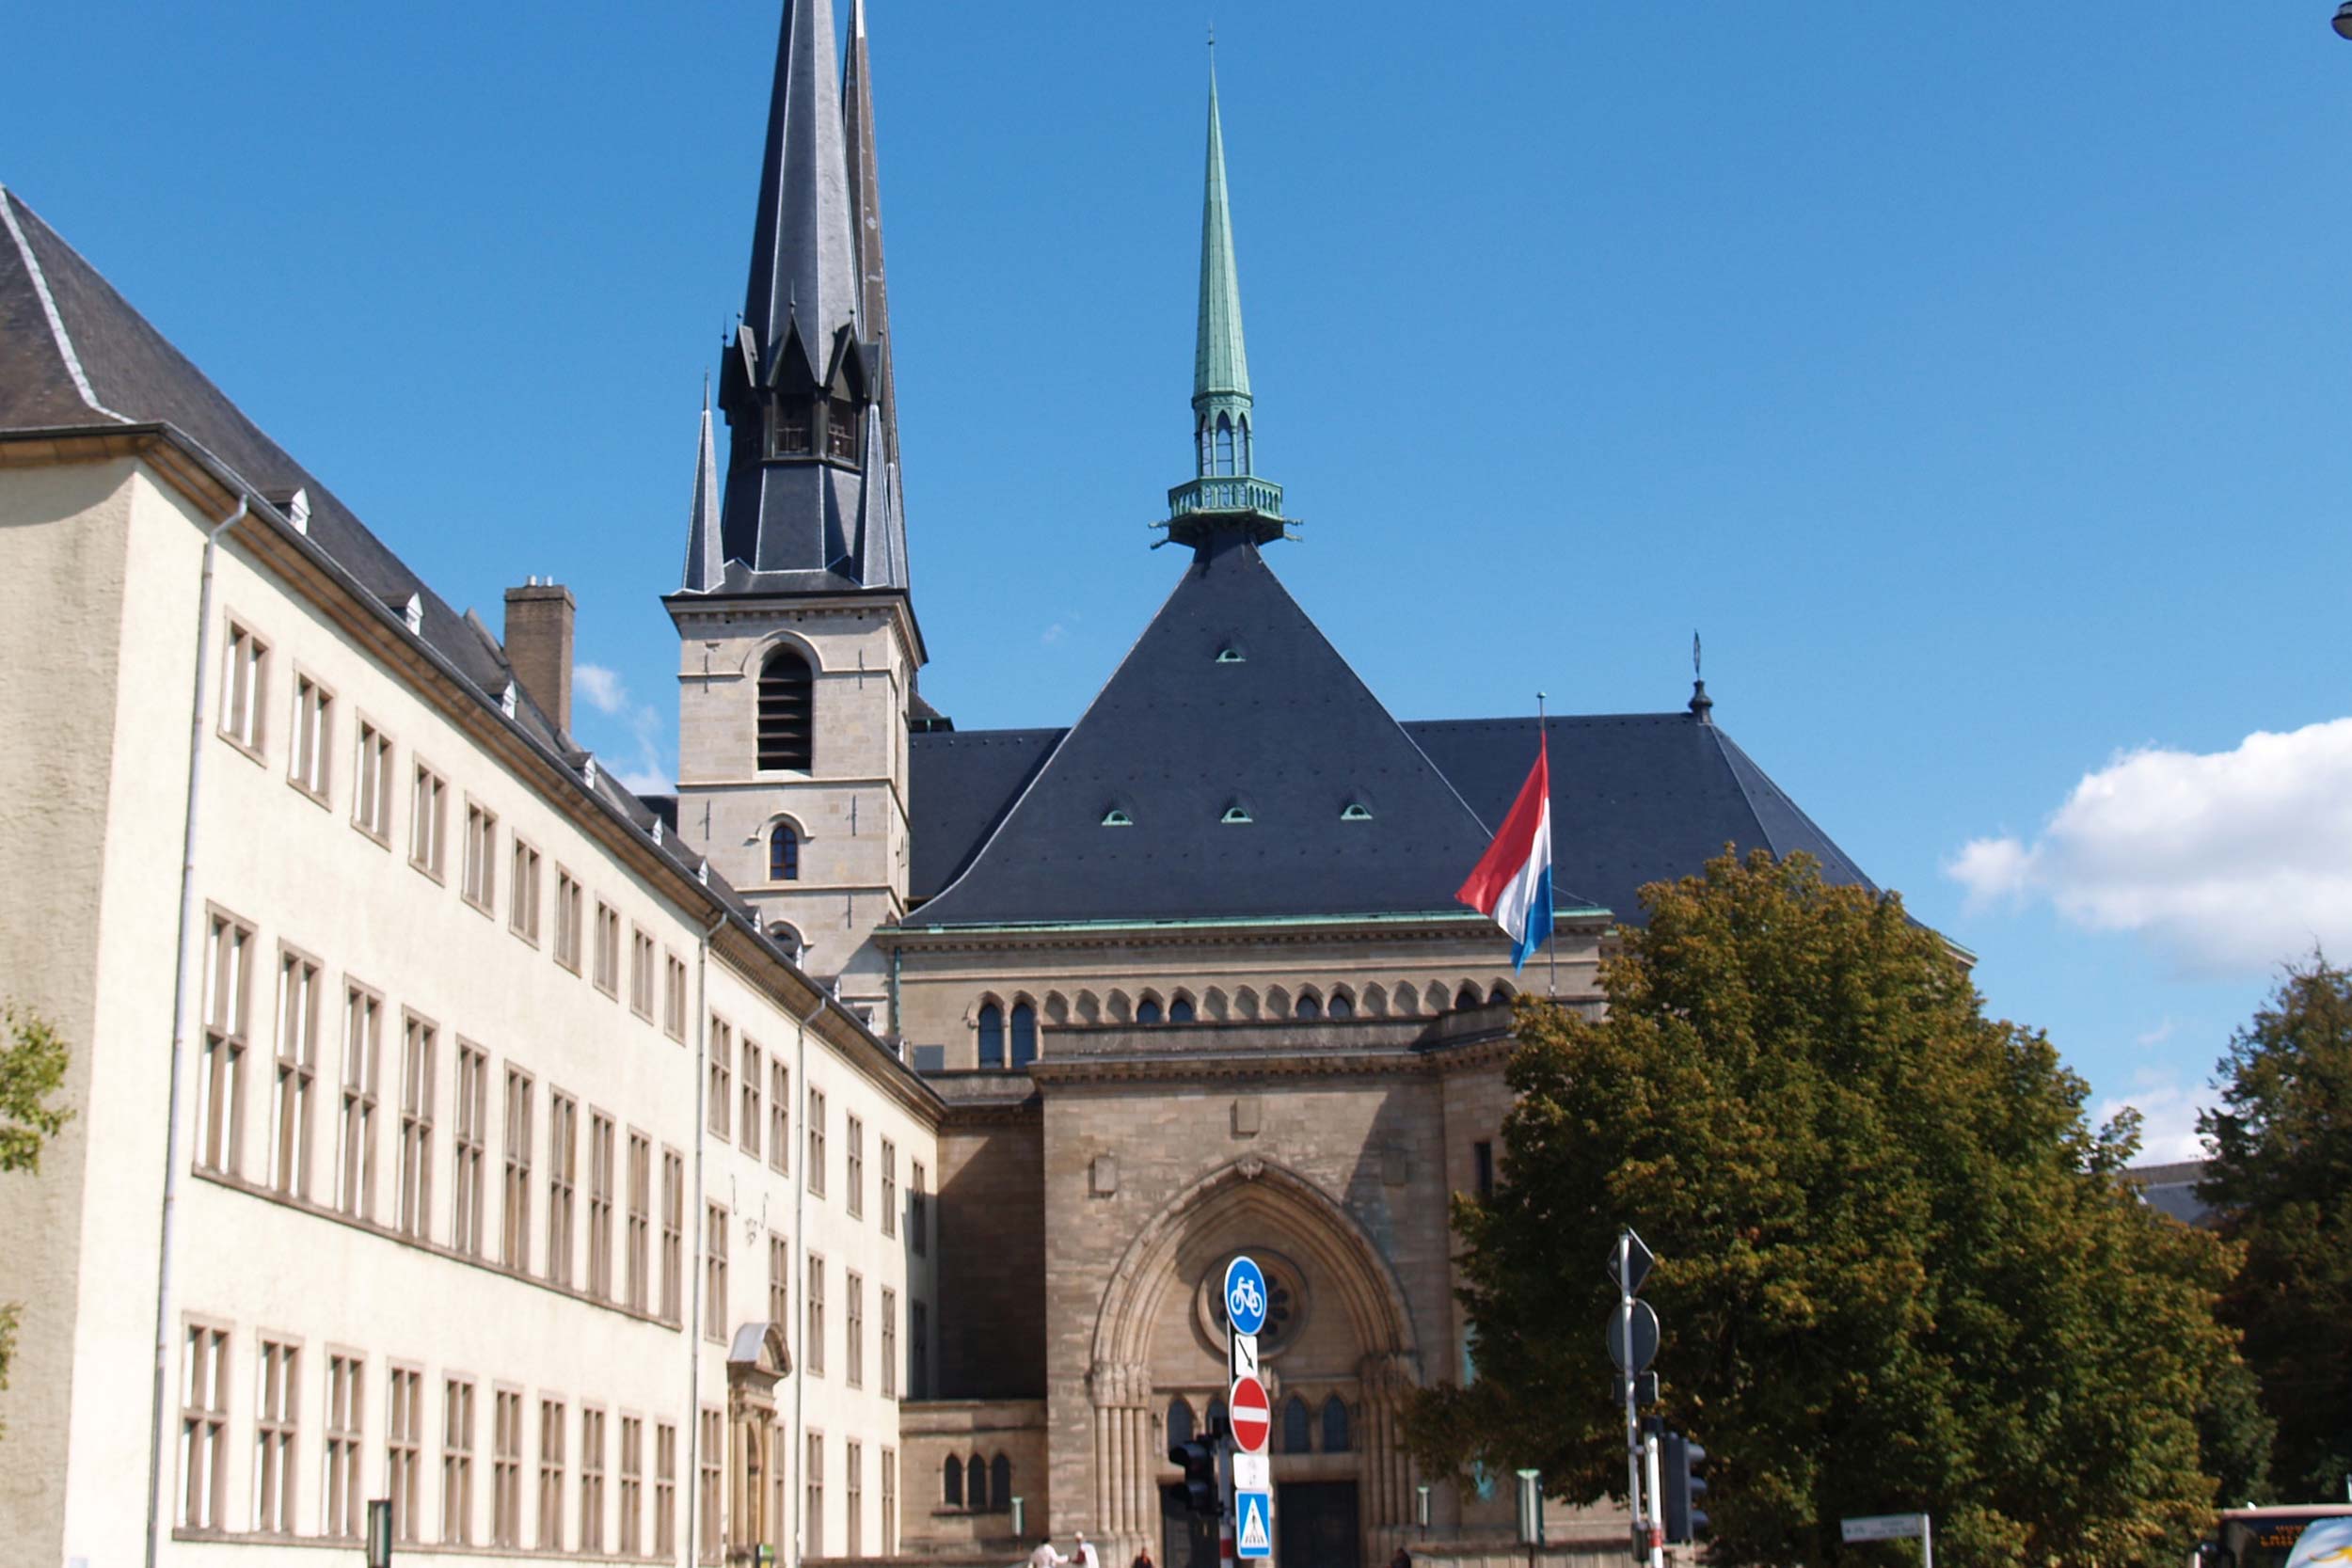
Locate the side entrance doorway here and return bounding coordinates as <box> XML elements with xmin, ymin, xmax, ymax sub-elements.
<box><xmin>1277</xmin><ymin>1481</ymin><xmax>1361</xmax><ymax>1568</ymax></box>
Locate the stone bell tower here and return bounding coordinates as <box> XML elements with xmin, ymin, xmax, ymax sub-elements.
<box><xmin>667</xmin><ymin>0</ymin><xmax>919</xmax><ymax>1030</ymax></box>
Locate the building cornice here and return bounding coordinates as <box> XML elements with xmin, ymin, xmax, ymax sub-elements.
<box><xmin>662</xmin><ymin>584</ymin><xmax>927</xmax><ymax>673</ymax></box>
<box><xmin>881</xmin><ymin>909</ymin><xmax>1609</xmax><ymax>957</ymax></box>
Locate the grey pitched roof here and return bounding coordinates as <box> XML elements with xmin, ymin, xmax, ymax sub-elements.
<box><xmin>903</xmin><ymin>531</ymin><xmax>1502</xmax><ymax>927</ymax></box>
<box><xmin>741</xmin><ymin>0</ymin><xmax>860</xmax><ymax>387</ymax></box>
<box><xmin>909</xmin><ymin>727</ymin><xmax>1064</xmax><ymax>900</ymax></box>
<box><xmin>2126</xmin><ymin>1161</ymin><xmax>2217</xmax><ymax>1228</ymax></box>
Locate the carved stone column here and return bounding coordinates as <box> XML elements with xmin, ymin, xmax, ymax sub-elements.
<box><xmin>1089</xmin><ymin>1360</ymin><xmax>1154</xmax><ymax>1540</ymax></box>
<box><xmin>1358</xmin><ymin>1352</ymin><xmax>1421</xmax><ymax>1528</ymax></box>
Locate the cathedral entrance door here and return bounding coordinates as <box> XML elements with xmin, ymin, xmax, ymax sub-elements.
<box><xmin>1276</xmin><ymin>1481</ymin><xmax>1361</xmax><ymax>1568</ymax></box>
<box><xmin>1161</xmin><ymin>1483</ymin><xmax>1218</xmax><ymax>1568</ymax></box>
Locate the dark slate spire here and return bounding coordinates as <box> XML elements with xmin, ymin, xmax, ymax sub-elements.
<box><xmin>841</xmin><ymin>0</ymin><xmax>910</xmax><ymax>592</ymax></box>
<box><xmin>1161</xmin><ymin>50</ymin><xmax>1294</xmax><ymax>554</ymax></box>
<box><xmin>683</xmin><ymin>385</ymin><xmax>723</xmax><ymax>591</ymax></box>
<box><xmin>705</xmin><ymin>0</ymin><xmax>906</xmax><ymax>594</ymax></box>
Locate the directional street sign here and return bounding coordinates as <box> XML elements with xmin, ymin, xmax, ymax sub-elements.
<box><xmin>1605</xmin><ymin>1297</ymin><xmax>1661</xmax><ymax>1373</ymax></box>
<box><xmin>1842</xmin><ymin>1515</ymin><xmax>1930</xmax><ymax>1544</ymax></box>
<box><xmin>1229</xmin><ymin>1330</ymin><xmax>1260</xmax><ymax>1384</ymax></box>
<box><xmin>1229</xmin><ymin>1374</ymin><xmax>1271</xmax><ymax>1454</ymax></box>
<box><xmin>1224</xmin><ymin>1257</ymin><xmax>1269</xmax><ymax>1338</ymax></box>
<box><xmin>1233</xmin><ymin>1453</ymin><xmax>1270</xmax><ymax>1493</ymax></box>
<box><xmin>1236</xmin><ymin>1490</ymin><xmax>1273</xmax><ymax>1559</ymax></box>
<box><xmin>1608</xmin><ymin>1229</ymin><xmax>1655</xmax><ymax>1295</ymax></box>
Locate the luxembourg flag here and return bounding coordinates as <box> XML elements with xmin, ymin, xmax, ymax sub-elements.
<box><xmin>1455</xmin><ymin>735</ymin><xmax>1553</xmax><ymax>969</ymax></box>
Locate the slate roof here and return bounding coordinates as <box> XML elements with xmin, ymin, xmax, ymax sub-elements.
<box><xmin>904</xmin><ymin>531</ymin><xmax>1515</xmax><ymax>927</ymax></box>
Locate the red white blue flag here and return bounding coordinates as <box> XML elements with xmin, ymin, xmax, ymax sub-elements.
<box><xmin>1455</xmin><ymin>735</ymin><xmax>1553</xmax><ymax>970</ymax></box>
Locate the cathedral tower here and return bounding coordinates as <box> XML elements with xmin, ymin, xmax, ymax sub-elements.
<box><xmin>668</xmin><ymin>0</ymin><xmax>919</xmax><ymax>1028</ymax></box>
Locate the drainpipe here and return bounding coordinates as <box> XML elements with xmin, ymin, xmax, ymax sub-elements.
<box><xmin>686</xmin><ymin>903</ymin><xmax>726</xmax><ymax>1568</ymax></box>
<box><xmin>144</xmin><ymin>497</ymin><xmax>247</xmax><ymax>1568</ymax></box>
<box><xmin>790</xmin><ymin>990</ymin><xmax>824</xmax><ymax>1568</ymax></box>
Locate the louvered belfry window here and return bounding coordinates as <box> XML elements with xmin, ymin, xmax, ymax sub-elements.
<box><xmin>756</xmin><ymin>649</ymin><xmax>814</xmax><ymax>770</ymax></box>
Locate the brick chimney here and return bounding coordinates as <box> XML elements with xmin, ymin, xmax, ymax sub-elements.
<box><xmin>503</xmin><ymin>579</ymin><xmax>575</xmax><ymax>737</ymax></box>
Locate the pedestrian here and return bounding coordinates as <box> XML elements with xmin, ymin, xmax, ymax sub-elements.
<box><xmin>1028</xmin><ymin>1537</ymin><xmax>1067</xmax><ymax>1568</ymax></box>
<box><xmin>1390</xmin><ymin>1545</ymin><xmax>1413</xmax><ymax>1568</ymax></box>
<box><xmin>1132</xmin><ymin>1545</ymin><xmax>1155</xmax><ymax>1568</ymax></box>
<box><xmin>1074</xmin><ymin>1532</ymin><xmax>1100</xmax><ymax>1568</ymax></box>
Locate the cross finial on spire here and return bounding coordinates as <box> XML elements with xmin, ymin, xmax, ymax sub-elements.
<box><xmin>1689</xmin><ymin>631</ymin><xmax>1714</xmax><ymax>724</ymax></box>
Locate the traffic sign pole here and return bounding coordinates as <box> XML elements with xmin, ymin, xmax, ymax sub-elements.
<box><xmin>1618</xmin><ymin>1231</ymin><xmax>1645</xmax><ymax>1565</ymax></box>
<box><xmin>1224</xmin><ymin>1256</ymin><xmax>1274</xmax><ymax>1564</ymax></box>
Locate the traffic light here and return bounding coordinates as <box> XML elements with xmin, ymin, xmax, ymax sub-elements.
<box><xmin>1663</xmin><ymin>1432</ymin><xmax>1708</xmax><ymax>1543</ymax></box>
<box><xmin>1168</xmin><ymin>1418</ymin><xmax>1225</xmax><ymax>1518</ymax></box>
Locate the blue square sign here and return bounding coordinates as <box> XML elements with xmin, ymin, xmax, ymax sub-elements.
<box><xmin>1235</xmin><ymin>1490</ymin><xmax>1272</xmax><ymax>1560</ymax></box>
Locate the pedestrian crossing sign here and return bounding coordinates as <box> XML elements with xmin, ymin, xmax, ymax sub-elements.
<box><xmin>1236</xmin><ymin>1490</ymin><xmax>1272</xmax><ymax>1559</ymax></box>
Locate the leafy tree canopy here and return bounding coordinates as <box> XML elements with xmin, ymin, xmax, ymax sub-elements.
<box><xmin>1405</xmin><ymin>850</ymin><xmax>2247</xmax><ymax>1568</ymax></box>
<box><xmin>2199</xmin><ymin>956</ymin><xmax>2352</xmax><ymax>1500</ymax></box>
<box><xmin>1</xmin><ymin>1000</ymin><xmax>74</xmax><ymax>1438</ymax></box>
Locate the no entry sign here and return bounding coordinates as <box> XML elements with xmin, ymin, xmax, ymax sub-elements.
<box><xmin>1229</xmin><ymin>1373</ymin><xmax>1271</xmax><ymax>1454</ymax></box>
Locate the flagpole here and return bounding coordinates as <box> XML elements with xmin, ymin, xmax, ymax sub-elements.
<box><xmin>1538</xmin><ymin>690</ymin><xmax>1555</xmax><ymax>1000</ymax></box>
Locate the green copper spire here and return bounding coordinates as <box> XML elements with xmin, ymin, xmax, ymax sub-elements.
<box><xmin>1162</xmin><ymin>50</ymin><xmax>1294</xmax><ymax>552</ymax></box>
<box><xmin>1194</xmin><ymin>62</ymin><xmax>1251</xmax><ymax>404</ymax></box>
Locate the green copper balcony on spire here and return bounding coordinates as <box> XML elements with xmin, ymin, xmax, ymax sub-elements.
<box><xmin>1162</xmin><ymin>55</ymin><xmax>1295</xmax><ymax>551</ymax></box>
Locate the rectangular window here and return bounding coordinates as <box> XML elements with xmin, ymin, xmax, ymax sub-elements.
<box><xmin>1474</xmin><ymin>1139</ymin><xmax>1495</xmax><ymax>1201</ymax></box>
<box><xmin>882</xmin><ymin>1288</ymin><xmax>898</xmax><ymax>1400</ymax></box>
<box><xmin>661</xmin><ymin>1148</ymin><xmax>685</xmax><ymax>1323</ymax></box>
<box><xmin>325</xmin><ymin>1352</ymin><xmax>365</xmax><ymax>1539</ymax></box>
<box><xmin>254</xmin><ymin>1338</ymin><xmax>298</xmax><ymax>1533</ymax></box>
<box><xmin>912</xmin><ymin>1301</ymin><xmax>929</xmax><ymax>1401</ymax></box>
<box><xmin>626</xmin><ymin>1130</ymin><xmax>652</xmax><ymax>1313</ymax></box>
<box><xmin>291</xmin><ymin>670</ymin><xmax>333</xmax><ymax>800</ymax></box>
<box><xmin>697</xmin><ymin>1409</ymin><xmax>724</xmax><ymax>1565</ymax></box>
<box><xmin>502</xmin><ymin>1066</ymin><xmax>534</xmax><ymax>1273</ymax></box>
<box><xmin>847</xmin><ymin>1439</ymin><xmax>864</xmax><ymax>1559</ymax></box>
<box><xmin>619</xmin><ymin>1415</ymin><xmax>644</xmax><ymax>1558</ymax></box>
<box><xmin>594</xmin><ymin>902</ymin><xmax>622</xmax><ymax>996</ymax></box>
<box><xmin>882</xmin><ymin>1138</ymin><xmax>897</xmax><ymax>1238</ymax></box>
<box><xmin>654</xmin><ymin>1420</ymin><xmax>678</xmax><ymax>1560</ymax></box>
<box><xmin>804</xmin><ymin>1431</ymin><xmax>824</xmax><ymax>1559</ymax></box>
<box><xmin>510</xmin><ymin>837</ymin><xmax>542</xmax><ymax>942</ymax></box>
<box><xmin>769</xmin><ymin>1233</ymin><xmax>790</xmax><ymax>1328</ymax></box>
<box><xmin>847</xmin><ymin>1271</ymin><xmax>865</xmax><ymax>1387</ymax></box>
<box><xmin>538</xmin><ymin>1396</ymin><xmax>567</xmax><ymax>1550</ymax></box>
<box><xmin>355</xmin><ymin>719</ymin><xmax>393</xmax><ymax>842</ymax></box>
<box><xmin>805</xmin><ymin>1253</ymin><xmax>825</xmax><ymax>1376</ymax></box>
<box><xmin>769</xmin><ymin>1061</ymin><xmax>789</xmax><ymax>1175</ymax></box>
<box><xmin>705</xmin><ymin>1202</ymin><xmax>728</xmax><ymax>1343</ymax></box>
<box><xmin>589</xmin><ymin>1111</ymin><xmax>615</xmax><ymax>1300</ymax></box>
<box><xmin>707</xmin><ymin>1015</ymin><xmax>732</xmax><ymax>1141</ymax></box>
<box><xmin>397</xmin><ymin>1014</ymin><xmax>436</xmax><ymax>1240</ymax></box>
<box><xmin>664</xmin><ymin>952</ymin><xmax>688</xmax><ymax>1040</ymax></box>
<box><xmin>453</xmin><ymin>1043</ymin><xmax>488</xmax><ymax>1256</ymax></box>
<box><xmin>336</xmin><ymin>983</ymin><xmax>381</xmax><ymax>1219</ymax></box>
<box><xmin>881</xmin><ymin>1447</ymin><xmax>898</xmax><ymax>1557</ymax></box>
<box><xmin>630</xmin><ymin>927</ymin><xmax>657</xmax><ymax>1019</ymax></box>
<box><xmin>554</xmin><ymin>867</ymin><xmax>584</xmax><ymax>972</ymax></box>
<box><xmin>270</xmin><ymin>944</ymin><xmax>321</xmax><ymax>1198</ymax></box>
<box><xmin>389</xmin><ymin>1365</ymin><xmax>425</xmax><ymax>1543</ymax></box>
<box><xmin>196</xmin><ymin>909</ymin><xmax>252</xmax><ymax>1176</ymax></box>
<box><xmin>409</xmin><ymin>762</ymin><xmax>446</xmax><ymax>879</ymax></box>
<box><xmin>741</xmin><ymin>1038</ymin><xmax>763</xmax><ymax>1161</ymax></box>
<box><xmin>493</xmin><ymin>1386</ymin><xmax>524</xmax><ymax>1547</ymax></box>
<box><xmin>220</xmin><ymin>618</ymin><xmax>268</xmax><ymax>753</ymax></box>
<box><xmin>847</xmin><ymin>1116</ymin><xmax>864</xmax><ymax>1219</ymax></box>
<box><xmin>806</xmin><ymin>1087</ymin><xmax>826</xmax><ymax>1196</ymax></box>
<box><xmin>548</xmin><ymin>1090</ymin><xmax>578</xmax><ymax>1287</ymax></box>
<box><xmin>580</xmin><ymin>1405</ymin><xmax>607</xmax><ymax>1553</ymax></box>
<box><xmin>911</xmin><ymin>1160</ymin><xmax>929</xmax><ymax>1257</ymax></box>
<box><xmin>442</xmin><ymin>1375</ymin><xmax>476</xmax><ymax>1545</ymax></box>
<box><xmin>178</xmin><ymin>1323</ymin><xmax>230</xmax><ymax>1530</ymax></box>
<box><xmin>461</xmin><ymin>799</ymin><xmax>499</xmax><ymax>912</ymax></box>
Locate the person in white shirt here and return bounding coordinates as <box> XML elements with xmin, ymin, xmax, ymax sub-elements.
<box><xmin>1027</xmin><ymin>1539</ymin><xmax>1068</xmax><ymax>1568</ymax></box>
<box><xmin>1073</xmin><ymin>1532</ymin><xmax>1101</xmax><ymax>1568</ymax></box>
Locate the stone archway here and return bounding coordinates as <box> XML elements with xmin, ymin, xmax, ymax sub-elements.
<box><xmin>1085</xmin><ymin>1159</ymin><xmax>1422</xmax><ymax>1554</ymax></box>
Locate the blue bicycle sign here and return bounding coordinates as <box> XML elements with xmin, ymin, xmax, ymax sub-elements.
<box><xmin>1224</xmin><ymin>1256</ymin><xmax>1269</xmax><ymax>1337</ymax></box>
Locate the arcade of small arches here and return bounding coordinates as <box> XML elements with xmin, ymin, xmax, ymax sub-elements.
<box><xmin>1164</xmin><ymin>1389</ymin><xmax>1353</xmax><ymax>1456</ymax></box>
<box><xmin>937</xmin><ymin>1450</ymin><xmax>1016</xmax><ymax>1515</ymax></box>
<box><xmin>970</xmin><ymin>978</ymin><xmax>1518</xmax><ymax>1064</ymax></box>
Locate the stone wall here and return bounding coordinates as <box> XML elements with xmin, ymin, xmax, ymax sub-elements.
<box><xmin>934</xmin><ymin>1093</ymin><xmax>1048</xmax><ymax>1400</ymax></box>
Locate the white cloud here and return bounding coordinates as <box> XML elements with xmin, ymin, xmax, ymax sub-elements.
<box><xmin>2094</xmin><ymin>1068</ymin><xmax>2214</xmax><ymax>1164</ymax></box>
<box><xmin>572</xmin><ymin>661</ymin><xmax>670</xmax><ymax>796</ymax></box>
<box><xmin>575</xmin><ymin>662</ymin><xmax>628</xmax><ymax>717</ymax></box>
<box><xmin>1946</xmin><ymin>717</ymin><xmax>2352</xmax><ymax>976</ymax></box>
<box><xmin>2135</xmin><ymin>1017</ymin><xmax>2177</xmax><ymax>1050</ymax></box>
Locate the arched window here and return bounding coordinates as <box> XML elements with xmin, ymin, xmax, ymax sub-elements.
<box><xmin>756</xmin><ymin>648</ymin><xmax>814</xmax><ymax>771</ymax></box>
<box><xmin>1169</xmin><ymin>996</ymin><xmax>1195</xmax><ymax>1023</ymax></box>
<box><xmin>769</xmin><ymin>822</ymin><xmax>800</xmax><ymax>881</ymax></box>
<box><xmin>1327</xmin><ymin>992</ymin><xmax>1354</xmax><ymax>1020</ymax></box>
<box><xmin>943</xmin><ymin>1454</ymin><xmax>963</xmax><ymax>1507</ymax></box>
<box><xmin>1489</xmin><ymin>984</ymin><xmax>1512</xmax><ymax>1005</ymax></box>
<box><xmin>1136</xmin><ymin>998</ymin><xmax>1163</xmax><ymax>1026</ymax></box>
<box><xmin>1455</xmin><ymin>985</ymin><xmax>1483</xmax><ymax>1011</ymax></box>
<box><xmin>1198</xmin><ymin>418</ymin><xmax>1215</xmax><ymax>476</ymax></box>
<box><xmin>825</xmin><ymin>398</ymin><xmax>861</xmax><ymax>461</ymax></box>
<box><xmin>1281</xmin><ymin>1396</ymin><xmax>1311</xmax><ymax>1454</ymax></box>
<box><xmin>1010</xmin><ymin>1002</ymin><xmax>1038</xmax><ymax>1068</ymax></box>
<box><xmin>977</xmin><ymin>1003</ymin><xmax>1005</xmax><ymax>1069</ymax></box>
<box><xmin>1295</xmin><ymin>992</ymin><xmax>1321</xmax><ymax>1021</ymax></box>
<box><xmin>1215</xmin><ymin>413</ymin><xmax>1234</xmax><ymax>475</ymax></box>
<box><xmin>1167</xmin><ymin>1398</ymin><xmax>1195</xmax><ymax>1448</ymax></box>
<box><xmin>990</xmin><ymin>1455</ymin><xmax>1011</xmax><ymax>1512</ymax></box>
<box><xmin>966</xmin><ymin>1455</ymin><xmax>987</xmax><ymax>1513</ymax></box>
<box><xmin>768</xmin><ymin>923</ymin><xmax>803</xmax><ymax>965</ymax></box>
<box><xmin>1238</xmin><ymin>415</ymin><xmax>1252</xmax><ymax>474</ymax></box>
<box><xmin>1321</xmin><ymin>1397</ymin><xmax>1351</xmax><ymax>1453</ymax></box>
<box><xmin>1207</xmin><ymin>1396</ymin><xmax>1227</xmax><ymax>1434</ymax></box>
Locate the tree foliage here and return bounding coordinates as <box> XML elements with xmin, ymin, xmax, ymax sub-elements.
<box><xmin>1404</xmin><ymin>850</ymin><xmax>2246</xmax><ymax>1568</ymax></box>
<box><xmin>2199</xmin><ymin>956</ymin><xmax>2352</xmax><ymax>1500</ymax></box>
<box><xmin>0</xmin><ymin>1000</ymin><xmax>74</xmax><ymax>1436</ymax></box>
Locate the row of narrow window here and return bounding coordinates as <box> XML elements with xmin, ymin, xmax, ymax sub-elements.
<box><xmin>771</xmin><ymin>397</ymin><xmax>864</xmax><ymax>464</ymax></box>
<box><xmin>1196</xmin><ymin>411</ymin><xmax>1253</xmax><ymax>477</ymax></box>
<box><xmin>976</xmin><ymin>980</ymin><xmax>1518</xmax><ymax>1060</ymax></box>
<box><xmin>940</xmin><ymin>1452</ymin><xmax>1014</xmax><ymax>1513</ymax></box>
<box><xmin>1166</xmin><ymin>1394</ymin><xmax>1349</xmax><ymax>1454</ymax></box>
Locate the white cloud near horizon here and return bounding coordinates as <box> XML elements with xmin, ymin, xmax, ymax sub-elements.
<box><xmin>2094</xmin><ymin>1067</ymin><xmax>2214</xmax><ymax>1164</ymax></box>
<box><xmin>573</xmin><ymin>661</ymin><xmax>671</xmax><ymax>797</ymax></box>
<box><xmin>1947</xmin><ymin>717</ymin><xmax>2352</xmax><ymax>977</ymax></box>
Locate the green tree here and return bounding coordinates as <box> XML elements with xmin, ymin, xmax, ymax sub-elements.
<box><xmin>1405</xmin><ymin>850</ymin><xmax>2246</xmax><ymax>1568</ymax></box>
<box><xmin>2199</xmin><ymin>956</ymin><xmax>2352</xmax><ymax>1500</ymax></box>
<box><xmin>0</xmin><ymin>1001</ymin><xmax>73</xmax><ymax>1438</ymax></box>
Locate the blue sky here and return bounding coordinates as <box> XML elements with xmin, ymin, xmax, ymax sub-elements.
<box><xmin>12</xmin><ymin>2</ymin><xmax>2352</xmax><ymax>1159</ymax></box>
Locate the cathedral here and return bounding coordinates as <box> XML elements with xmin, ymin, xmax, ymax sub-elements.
<box><xmin>0</xmin><ymin>5</ymin><xmax>1879</xmax><ymax>1568</ymax></box>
